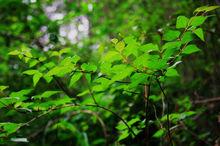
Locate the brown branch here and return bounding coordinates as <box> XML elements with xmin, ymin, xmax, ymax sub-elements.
<box><xmin>144</xmin><ymin>84</ymin><xmax>150</xmax><ymax>146</ymax></box>
<box><xmin>193</xmin><ymin>97</ymin><xmax>220</xmax><ymax>104</ymax></box>
<box><xmin>156</xmin><ymin>78</ymin><xmax>173</xmax><ymax>146</ymax></box>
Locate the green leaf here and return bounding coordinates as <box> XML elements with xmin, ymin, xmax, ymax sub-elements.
<box><xmin>46</xmin><ymin>64</ymin><xmax>74</xmax><ymax>77</ymax></box>
<box><xmin>111</xmin><ymin>38</ymin><xmax>118</xmax><ymax>44</ymax></box>
<box><xmin>72</xmin><ymin>55</ymin><xmax>81</xmax><ymax>64</ymax></box>
<box><xmin>33</xmin><ymin>91</ymin><xmax>61</xmax><ymax>99</ymax></box>
<box><xmin>10</xmin><ymin>89</ymin><xmax>32</xmax><ymax>98</ymax></box>
<box><xmin>189</xmin><ymin>16</ymin><xmax>207</xmax><ymax>27</ymax></box>
<box><xmin>181</xmin><ymin>31</ymin><xmax>194</xmax><ymax>44</ymax></box>
<box><xmin>69</xmin><ymin>72</ymin><xmax>83</xmax><ymax>87</ymax></box>
<box><xmin>39</xmin><ymin>56</ymin><xmax>46</xmax><ymax>62</ymax></box>
<box><xmin>140</xmin><ymin>43</ymin><xmax>159</xmax><ymax>52</ymax></box>
<box><xmin>59</xmin><ymin>48</ymin><xmax>71</xmax><ymax>55</ymax></box>
<box><xmin>161</xmin><ymin>111</ymin><xmax>196</xmax><ymax>123</ymax></box>
<box><xmin>0</xmin><ymin>123</ymin><xmax>21</xmax><ymax>137</ymax></box>
<box><xmin>102</xmin><ymin>51</ymin><xmax>122</xmax><ymax>63</ymax></box>
<box><xmin>33</xmin><ymin>72</ymin><xmax>43</xmax><ymax>86</ymax></box>
<box><xmin>194</xmin><ymin>6</ymin><xmax>220</xmax><ymax>13</ymax></box>
<box><xmin>194</xmin><ymin>28</ymin><xmax>204</xmax><ymax>41</ymax></box>
<box><xmin>182</xmin><ymin>44</ymin><xmax>200</xmax><ymax>54</ymax></box>
<box><xmin>129</xmin><ymin>73</ymin><xmax>149</xmax><ymax>88</ymax></box>
<box><xmin>203</xmin><ymin>6</ymin><xmax>220</xmax><ymax>12</ymax></box>
<box><xmin>116</xmin><ymin>122</ymin><xmax>127</xmax><ymax>131</ymax></box>
<box><xmin>81</xmin><ymin>63</ymin><xmax>97</xmax><ymax>72</ymax></box>
<box><xmin>29</xmin><ymin>60</ymin><xmax>39</xmax><ymax>68</ymax></box>
<box><xmin>163</xmin><ymin>30</ymin><xmax>181</xmax><ymax>41</ymax></box>
<box><xmin>124</xmin><ymin>38</ymin><xmax>140</xmax><ymax>57</ymax></box>
<box><xmin>176</xmin><ymin>16</ymin><xmax>189</xmax><ymax>28</ymax></box>
<box><xmin>118</xmin><ymin>130</ymin><xmax>129</xmax><ymax>141</ymax></box>
<box><xmin>60</xmin><ymin>57</ymin><xmax>73</xmax><ymax>66</ymax></box>
<box><xmin>0</xmin><ymin>85</ymin><xmax>9</xmax><ymax>92</ymax></box>
<box><xmin>152</xmin><ymin>128</ymin><xmax>166</xmax><ymax>138</ymax></box>
<box><xmin>85</xmin><ymin>73</ymin><xmax>91</xmax><ymax>83</ymax></box>
<box><xmin>43</xmin><ymin>75</ymin><xmax>53</xmax><ymax>83</ymax></box>
<box><xmin>23</xmin><ymin>70</ymin><xmax>38</xmax><ymax>75</ymax></box>
<box><xmin>127</xmin><ymin>117</ymin><xmax>140</xmax><ymax>126</ymax></box>
<box><xmin>115</xmin><ymin>41</ymin><xmax>125</xmax><ymax>52</ymax></box>
<box><xmin>0</xmin><ymin>97</ymin><xmax>24</xmax><ymax>109</ymax></box>
<box><xmin>149</xmin><ymin>95</ymin><xmax>161</xmax><ymax>102</ymax></box>
<box><xmin>165</xmin><ymin>68</ymin><xmax>179</xmax><ymax>77</ymax></box>
<box><xmin>8</xmin><ymin>50</ymin><xmax>20</xmax><ymax>56</ymax></box>
<box><xmin>162</xmin><ymin>41</ymin><xmax>181</xmax><ymax>60</ymax></box>
<box><xmin>111</xmin><ymin>65</ymin><xmax>134</xmax><ymax>82</ymax></box>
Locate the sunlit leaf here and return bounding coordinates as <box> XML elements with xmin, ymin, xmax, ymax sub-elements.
<box><xmin>176</xmin><ymin>16</ymin><xmax>189</xmax><ymax>28</ymax></box>
<box><xmin>194</xmin><ymin>28</ymin><xmax>205</xmax><ymax>41</ymax></box>
<box><xmin>33</xmin><ymin>72</ymin><xmax>43</xmax><ymax>86</ymax></box>
<box><xmin>163</xmin><ymin>30</ymin><xmax>181</xmax><ymax>41</ymax></box>
<box><xmin>69</xmin><ymin>72</ymin><xmax>83</xmax><ymax>87</ymax></box>
<box><xmin>189</xmin><ymin>16</ymin><xmax>207</xmax><ymax>27</ymax></box>
<box><xmin>182</xmin><ymin>44</ymin><xmax>200</xmax><ymax>54</ymax></box>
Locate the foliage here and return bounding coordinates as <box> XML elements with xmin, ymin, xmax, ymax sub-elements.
<box><xmin>0</xmin><ymin>0</ymin><xmax>220</xmax><ymax>146</ymax></box>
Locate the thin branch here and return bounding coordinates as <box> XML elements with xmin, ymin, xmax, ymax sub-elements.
<box><xmin>19</xmin><ymin>103</ymin><xmax>136</xmax><ymax>138</ymax></box>
<box><xmin>83</xmin><ymin>73</ymin><xmax>98</xmax><ymax>105</ymax></box>
<box><xmin>144</xmin><ymin>84</ymin><xmax>150</xmax><ymax>146</ymax></box>
<box><xmin>180</xmin><ymin>121</ymin><xmax>212</xmax><ymax>146</ymax></box>
<box><xmin>193</xmin><ymin>97</ymin><xmax>220</xmax><ymax>104</ymax></box>
<box><xmin>156</xmin><ymin>78</ymin><xmax>173</xmax><ymax>146</ymax></box>
<box><xmin>85</xmin><ymin>104</ymin><xmax>136</xmax><ymax>137</ymax></box>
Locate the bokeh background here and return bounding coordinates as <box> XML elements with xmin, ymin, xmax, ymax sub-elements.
<box><xmin>0</xmin><ymin>0</ymin><xmax>220</xmax><ymax>146</ymax></box>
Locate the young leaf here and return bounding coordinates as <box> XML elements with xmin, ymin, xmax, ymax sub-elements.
<box><xmin>176</xmin><ymin>16</ymin><xmax>189</xmax><ymax>28</ymax></box>
<box><xmin>111</xmin><ymin>38</ymin><xmax>118</xmax><ymax>44</ymax></box>
<box><xmin>182</xmin><ymin>44</ymin><xmax>200</xmax><ymax>54</ymax></box>
<box><xmin>115</xmin><ymin>41</ymin><xmax>125</xmax><ymax>52</ymax></box>
<box><xmin>194</xmin><ymin>6</ymin><xmax>220</xmax><ymax>13</ymax></box>
<box><xmin>194</xmin><ymin>28</ymin><xmax>205</xmax><ymax>41</ymax></box>
<box><xmin>69</xmin><ymin>72</ymin><xmax>83</xmax><ymax>87</ymax></box>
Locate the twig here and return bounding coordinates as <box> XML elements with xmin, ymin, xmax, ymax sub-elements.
<box><xmin>193</xmin><ymin>97</ymin><xmax>220</xmax><ymax>104</ymax></box>
<box><xmin>156</xmin><ymin>78</ymin><xmax>173</xmax><ymax>146</ymax></box>
<box><xmin>144</xmin><ymin>84</ymin><xmax>150</xmax><ymax>146</ymax></box>
<box><xmin>83</xmin><ymin>73</ymin><xmax>98</xmax><ymax>105</ymax></box>
<box><xmin>19</xmin><ymin>103</ymin><xmax>136</xmax><ymax>139</ymax></box>
<box><xmin>180</xmin><ymin>121</ymin><xmax>212</xmax><ymax>146</ymax></box>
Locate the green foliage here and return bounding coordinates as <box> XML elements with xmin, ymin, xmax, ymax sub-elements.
<box><xmin>0</xmin><ymin>1</ymin><xmax>219</xmax><ymax>146</ymax></box>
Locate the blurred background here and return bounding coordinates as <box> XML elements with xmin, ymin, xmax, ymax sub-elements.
<box><xmin>0</xmin><ymin>0</ymin><xmax>220</xmax><ymax>146</ymax></box>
